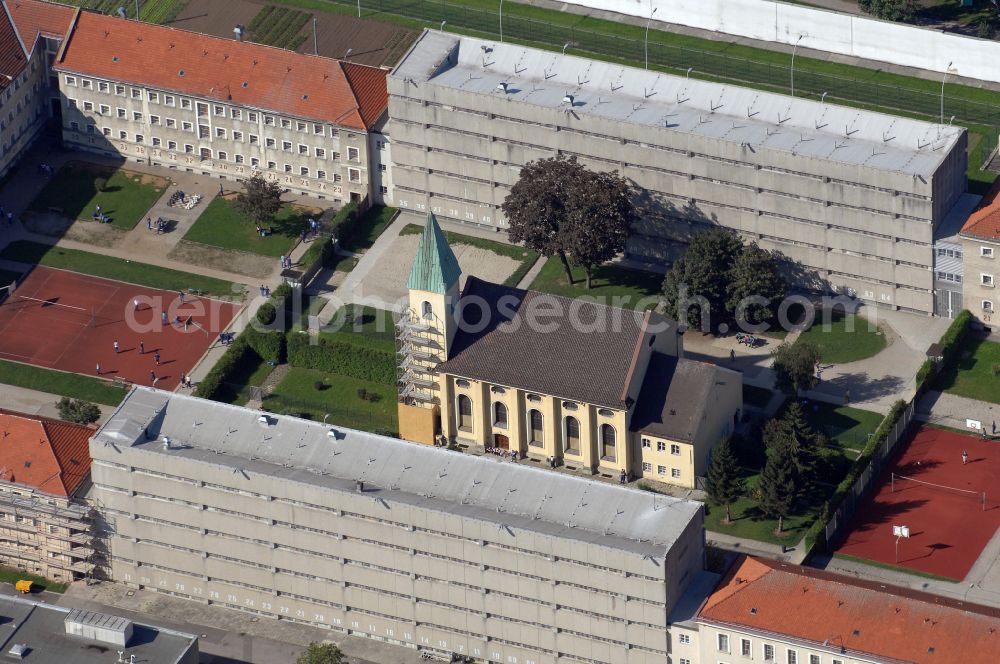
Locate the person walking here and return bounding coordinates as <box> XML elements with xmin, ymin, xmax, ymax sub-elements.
<box><xmin>95</xmin><ymin>363</ymin><xmax>101</xmax><ymax>376</ymax></box>
<box><xmin>113</xmin><ymin>340</ymin><xmax>120</xmax><ymax>354</ymax></box>
<box><xmin>179</xmin><ymin>291</ymin><xmax>185</xmax><ymax>304</ymax></box>
<box><xmin>149</xmin><ymin>370</ymin><xmax>156</xmax><ymax>384</ymax></box>
<box><xmin>154</xmin><ymin>351</ymin><xmax>161</xmax><ymax>366</ymax></box>
<box><xmin>146</xmin><ymin>217</ymin><xmax>152</xmax><ymax>231</ymax></box>
<box><xmin>619</xmin><ymin>469</ymin><xmax>627</xmax><ymax>484</ymax></box>
<box><xmin>139</xmin><ymin>340</ymin><xmax>145</xmax><ymax>355</ymax></box>
<box><xmin>133</xmin><ymin>298</ymin><xmax>140</xmax><ymax>312</ymax></box>
<box><xmin>280</xmin><ymin>255</ymin><xmax>287</xmax><ymax>270</ymax></box>
<box><xmin>161</xmin><ymin>311</ymin><xmax>168</xmax><ymax>325</ymax></box>
<box><xmin>963</xmin><ymin>450</ymin><xmax>969</xmax><ymax>465</ymax></box>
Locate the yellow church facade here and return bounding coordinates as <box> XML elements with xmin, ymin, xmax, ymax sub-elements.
<box><xmin>397</xmin><ymin>214</ymin><xmax>742</xmax><ymax>488</ymax></box>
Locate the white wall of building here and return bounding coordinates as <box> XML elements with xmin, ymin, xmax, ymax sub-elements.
<box><xmin>563</xmin><ymin>0</ymin><xmax>1000</xmax><ymax>84</ymax></box>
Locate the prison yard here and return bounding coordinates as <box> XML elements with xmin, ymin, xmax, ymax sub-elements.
<box><xmin>935</xmin><ymin>335</ymin><xmax>1000</xmax><ymax>404</ymax></box>
<box><xmin>181</xmin><ymin>196</ymin><xmax>321</xmax><ymax>258</ymax></box>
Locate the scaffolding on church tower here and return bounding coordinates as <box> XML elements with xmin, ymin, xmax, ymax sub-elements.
<box><xmin>396</xmin><ymin>307</ymin><xmax>445</xmax><ymax>406</ymax></box>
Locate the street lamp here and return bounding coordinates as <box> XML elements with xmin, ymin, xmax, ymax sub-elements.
<box><xmin>685</xmin><ymin>67</ymin><xmax>693</xmax><ymax>79</ymax></box>
<box><xmin>344</xmin><ymin>48</ymin><xmax>353</xmax><ymax>60</ymax></box>
<box><xmin>644</xmin><ymin>6</ymin><xmax>658</xmax><ymax>70</ymax></box>
<box><xmin>941</xmin><ymin>61</ymin><xmax>957</xmax><ymax>124</ymax></box>
<box><xmin>790</xmin><ymin>34</ymin><xmax>803</xmax><ymax>97</ymax></box>
<box><xmin>499</xmin><ymin>0</ymin><xmax>504</xmax><ymax>43</ymax></box>
<box><xmin>562</xmin><ymin>41</ymin><xmax>574</xmax><ymax>55</ymax></box>
<box><xmin>440</xmin><ymin>20</ymin><xmax>447</xmax><ymax>32</ymax></box>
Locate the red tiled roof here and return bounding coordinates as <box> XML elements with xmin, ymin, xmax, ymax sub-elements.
<box><xmin>699</xmin><ymin>556</ymin><xmax>1000</xmax><ymax>664</ymax></box>
<box><xmin>0</xmin><ymin>4</ymin><xmax>27</xmax><ymax>94</ymax></box>
<box><xmin>54</xmin><ymin>10</ymin><xmax>388</xmax><ymax>130</ymax></box>
<box><xmin>961</xmin><ymin>178</ymin><xmax>1000</xmax><ymax>244</ymax></box>
<box><xmin>5</xmin><ymin>0</ymin><xmax>75</xmax><ymax>51</ymax></box>
<box><xmin>0</xmin><ymin>409</ymin><xmax>93</xmax><ymax>497</ymax></box>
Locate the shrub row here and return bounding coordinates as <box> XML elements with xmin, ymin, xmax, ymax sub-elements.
<box><xmin>245</xmin><ymin>326</ymin><xmax>285</xmax><ymax>364</ymax></box>
<box><xmin>194</xmin><ymin>336</ymin><xmax>257</xmax><ymax>400</ymax></box>
<box><xmin>287</xmin><ymin>333</ymin><xmax>396</xmax><ymax>384</ymax></box>
<box><xmin>804</xmin><ymin>399</ymin><xmax>909</xmax><ymax>551</ymax></box>
<box><xmin>914</xmin><ymin>309</ymin><xmax>971</xmax><ymax>392</ymax></box>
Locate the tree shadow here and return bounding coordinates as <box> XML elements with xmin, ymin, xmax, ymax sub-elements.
<box><xmin>846</xmin><ymin>498</ymin><xmax>929</xmax><ymax>534</ymax></box>
<box><xmin>824</xmin><ymin>372</ymin><xmax>906</xmax><ymax>402</ymax></box>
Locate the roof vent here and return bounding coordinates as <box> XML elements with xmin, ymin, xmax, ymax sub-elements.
<box><xmin>7</xmin><ymin>644</ymin><xmax>27</xmax><ymax>659</ymax></box>
<box><xmin>112</xmin><ymin>56</ymin><xmax>119</xmax><ymax>62</ymax></box>
<box><xmin>257</xmin><ymin>415</ymin><xmax>274</xmax><ymax>427</ymax></box>
<box><xmin>178</xmin><ymin>69</ymin><xmax>185</xmax><ymax>77</ymax></box>
<box><xmin>356</xmin><ymin>481</ymin><xmax>364</xmax><ymax>493</ymax></box>
<box><xmin>496</xmin><ymin>82</ymin><xmax>508</xmax><ymax>93</ymax></box>
<box><xmin>852</xmin><ymin>629</ymin><xmax>860</xmax><ymax>636</ymax></box>
<box><xmin>562</xmin><ymin>94</ymin><xmax>574</xmax><ymax>105</ymax></box>
<box><xmin>242</xmin><ymin>81</ymin><xmax>248</xmax><ymax>88</ymax></box>
<box><xmin>750</xmin><ymin>607</ymin><xmax>757</xmax><ymax>614</ymax></box>
<box><xmin>162</xmin><ymin>436</ymin><xmax>171</xmax><ymax>450</ymax></box>
<box><xmin>302</xmin><ymin>94</ymin><xmax>309</xmax><ymax>101</ymax></box>
<box><xmin>928</xmin><ymin>647</ymin><xmax>935</xmax><ymax>654</ymax></box>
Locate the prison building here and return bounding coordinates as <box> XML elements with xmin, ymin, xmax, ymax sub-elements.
<box><xmin>52</xmin><ymin>8</ymin><xmax>392</xmax><ymax>206</ymax></box>
<box><xmin>90</xmin><ymin>387</ymin><xmax>704</xmax><ymax>664</ymax></box>
<box><xmin>0</xmin><ymin>409</ymin><xmax>101</xmax><ymax>584</ymax></box>
<box><xmin>387</xmin><ymin>30</ymin><xmax>968</xmax><ymax>315</ymax></box>
<box><xmin>0</xmin><ymin>0</ymin><xmax>74</xmax><ymax>180</ymax></box>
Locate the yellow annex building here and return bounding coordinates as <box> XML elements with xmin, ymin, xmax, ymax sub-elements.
<box><xmin>397</xmin><ymin>214</ymin><xmax>743</xmax><ymax>488</ymax></box>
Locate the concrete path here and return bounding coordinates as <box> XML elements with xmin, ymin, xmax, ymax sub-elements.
<box><xmin>515</xmin><ymin>253</ymin><xmax>546</xmax><ymax>289</ymax></box>
<box><xmin>0</xmin><ymin>383</ymin><xmax>116</xmax><ymax>424</ymax></box>
<box><xmin>117</xmin><ymin>179</ymin><xmax>219</xmax><ymax>258</ymax></box>
<box><xmin>707</xmin><ymin>530</ymin><xmax>807</xmax><ymax>565</ymax></box>
<box><xmin>916</xmin><ymin>390</ymin><xmax>1000</xmax><ymax>435</ymax></box>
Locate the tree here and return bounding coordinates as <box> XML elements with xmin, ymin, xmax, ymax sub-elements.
<box><xmin>727</xmin><ymin>242</ymin><xmax>787</xmax><ymax>327</ymax></box>
<box><xmin>757</xmin><ymin>434</ymin><xmax>802</xmax><ymax>535</ymax></box>
<box><xmin>234</xmin><ymin>172</ymin><xmax>283</xmax><ymax>231</ymax></box>
<box><xmin>296</xmin><ymin>642</ymin><xmax>344</xmax><ymax>664</ymax></box>
<box><xmin>662</xmin><ymin>229</ymin><xmax>744</xmax><ymax>329</ymax></box>
<box><xmin>562</xmin><ymin>169</ymin><xmax>635</xmax><ymax>289</ymax></box>
<box><xmin>763</xmin><ymin>403</ymin><xmax>818</xmax><ymax>491</ymax></box>
<box><xmin>56</xmin><ymin>398</ymin><xmax>101</xmax><ymax>425</ymax></box>
<box><xmin>503</xmin><ymin>156</ymin><xmax>635</xmax><ymax>288</ymax></box>
<box><xmin>858</xmin><ymin>0</ymin><xmax>916</xmax><ymax>22</ymax></box>
<box><xmin>772</xmin><ymin>340</ymin><xmax>821</xmax><ymax>394</ymax></box>
<box><xmin>705</xmin><ymin>437</ymin><xmax>746</xmax><ymax>524</ymax></box>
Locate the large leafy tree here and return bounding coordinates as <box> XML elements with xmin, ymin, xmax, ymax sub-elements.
<box><xmin>757</xmin><ymin>434</ymin><xmax>802</xmax><ymax>535</ymax></box>
<box><xmin>705</xmin><ymin>437</ymin><xmax>745</xmax><ymax>524</ymax></box>
<box><xmin>662</xmin><ymin>229</ymin><xmax>744</xmax><ymax>329</ymax></box>
<box><xmin>296</xmin><ymin>642</ymin><xmax>344</xmax><ymax>664</ymax></box>
<box><xmin>56</xmin><ymin>397</ymin><xmax>100</xmax><ymax>425</ymax></box>
<box><xmin>728</xmin><ymin>242</ymin><xmax>787</xmax><ymax>327</ymax></box>
<box><xmin>234</xmin><ymin>172</ymin><xmax>283</xmax><ymax>231</ymax></box>
<box><xmin>772</xmin><ymin>340</ymin><xmax>821</xmax><ymax>395</ymax></box>
<box><xmin>858</xmin><ymin>0</ymin><xmax>916</xmax><ymax>22</ymax></box>
<box><xmin>503</xmin><ymin>155</ymin><xmax>634</xmax><ymax>288</ymax></box>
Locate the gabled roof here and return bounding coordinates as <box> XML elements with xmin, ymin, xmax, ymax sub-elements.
<box><xmin>54</xmin><ymin>10</ymin><xmax>388</xmax><ymax>130</ymax></box>
<box><xmin>961</xmin><ymin>177</ymin><xmax>1000</xmax><ymax>245</ymax></box>
<box><xmin>407</xmin><ymin>212</ymin><xmax>461</xmax><ymax>294</ymax></box>
<box><xmin>0</xmin><ymin>409</ymin><xmax>93</xmax><ymax>497</ymax></box>
<box><xmin>630</xmin><ymin>353</ymin><xmax>735</xmax><ymax>441</ymax></box>
<box><xmin>699</xmin><ymin>555</ymin><xmax>1000</xmax><ymax>664</ymax></box>
<box><xmin>439</xmin><ymin>276</ymin><xmax>671</xmax><ymax>408</ymax></box>
<box><xmin>0</xmin><ymin>4</ymin><xmax>27</xmax><ymax>94</ymax></box>
<box><xmin>5</xmin><ymin>0</ymin><xmax>75</xmax><ymax>52</ymax></box>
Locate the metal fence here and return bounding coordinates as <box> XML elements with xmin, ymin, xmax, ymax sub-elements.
<box><xmin>823</xmin><ymin>400</ymin><xmax>916</xmax><ymax>548</ymax></box>
<box><xmin>336</xmin><ymin>0</ymin><xmax>1000</xmax><ymax>140</ymax></box>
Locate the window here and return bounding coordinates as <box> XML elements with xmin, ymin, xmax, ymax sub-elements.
<box><xmin>379</xmin><ymin>163</ymin><xmax>387</xmax><ymax>172</ymax></box>
<box><xmin>300</xmin><ymin>167</ymin><xmax>309</xmax><ymax>176</ymax></box>
<box><xmin>984</xmin><ymin>300</ymin><xmax>994</xmax><ymax>313</ymax></box>
<box><xmin>165</xmin><ymin>95</ymin><xmax>175</xmax><ymax>106</ymax></box>
<box><xmin>315</xmin><ymin>147</ymin><xmax>325</xmax><ymax>159</ymax></box>
<box><xmin>213</xmin><ymin>104</ymin><xmax>224</xmax><ymax>116</ymax></box>
<box><xmin>215</xmin><ymin>127</ymin><xmax>226</xmax><ymax>138</ymax></box>
<box><xmin>235</xmin><ymin>154</ymin><xmax>244</xmax><ymax>164</ymax></box>
<box><xmin>671</xmin><ymin>468</ymin><xmax>681</xmax><ymax>478</ymax></box>
<box><xmin>600</xmin><ymin>424</ymin><xmax>616</xmax><ymax>460</ymax></box>
<box><xmin>657</xmin><ymin>465</ymin><xmax>666</xmax><ymax>476</ymax></box>
<box><xmin>266</xmin><ymin>138</ymin><xmax>276</xmax><ymax>148</ymax></box>
<box><xmin>115</xmin><ymin>84</ymin><xmax>126</xmax><ymax>96</ymax></box>
<box><xmin>642</xmin><ymin>438</ymin><xmax>651</xmax><ymax>449</ymax></box>
<box><xmin>494</xmin><ymin>402</ymin><xmax>508</xmax><ymax>429</ymax></box>
<box><xmin>233</xmin><ymin>131</ymin><xmax>243</xmax><ymax>141</ymax></box>
<box><xmin>283</xmin><ymin>164</ymin><xmax>292</xmax><ymax>173</ymax></box>
<box><xmin>168</xmin><ymin>140</ymin><xmax>177</xmax><ymax>150</ymax></box>
<box><xmin>135</xmin><ymin>134</ymin><xmax>143</xmax><ymax>144</ymax></box>
<box><xmin>983</xmin><ymin>246</ymin><xmax>995</xmax><ymax>258</ymax></box>
<box><xmin>248</xmin><ymin>112</ymin><xmax>257</xmax><ymax>122</ymax></box>
<box><xmin>297</xmin><ymin>121</ymin><xmax>306</xmax><ymax>132</ymax></box>
<box><xmin>184</xmin><ymin>144</ymin><xmax>193</xmax><ymax>153</ymax></box>
<box><xmin>298</xmin><ymin>144</ymin><xmax>308</xmax><ymax>155</ymax></box>
<box><xmin>565</xmin><ymin>416</ymin><xmax>580</xmax><ymax>452</ymax></box>
<box><xmin>99</xmin><ymin>104</ymin><xmax>110</xmax><ymax>114</ymax></box>
<box><xmin>742</xmin><ymin>639</ymin><xmax>752</xmax><ymax>657</ymax></box>
<box><xmin>982</xmin><ymin>274</ymin><xmax>995</xmax><ymax>287</ymax></box>
<box><xmin>130</xmin><ymin>88</ymin><xmax>141</xmax><ymax>99</ymax></box>
<box><xmin>671</xmin><ymin>443</ymin><xmax>681</xmax><ymax>455</ymax></box>
<box><xmin>457</xmin><ymin>395</ymin><xmax>473</xmax><ymax>431</ymax></box>
<box><xmin>250</xmin><ymin>134</ymin><xmax>259</xmax><ymax>144</ymax></box>
<box><xmin>264</xmin><ymin>115</ymin><xmax>274</xmax><ymax>126</ymax></box>
<box><xmin>152</xmin><ymin>137</ymin><xmax>161</xmax><ymax>146</ymax></box>
<box><xmin>380</xmin><ymin>185</ymin><xmax>388</xmax><ymax>194</ymax></box>
<box><xmin>679</xmin><ymin>660</ymin><xmax>690</xmax><ymax>664</ymax></box>
<box><xmin>641</xmin><ymin>462</ymin><xmax>652</xmax><ymax>472</ymax></box>
<box><xmin>83</xmin><ymin>101</ymin><xmax>93</xmax><ymax>111</ymax></box>
<box><xmin>98</xmin><ymin>81</ymin><xmax>109</xmax><ymax>92</ymax></box>
<box><xmin>267</xmin><ymin>161</ymin><xmax>276</xmax><ymax>169</ymax></box>
<box><xmin>281</xmin><ymin>118</ymin><xmax>291</xmax><ymax>128</ymax></box>
<box><xmin>181</xmin><ymin>98</ymin><xmax>191</xmax><ymax>109</ymax></box>
<box><xmin>251</xmin><ymin>158</ymin><xmax>260</xmax><ymax>167</ymax></box>
<box><xmin>718</xmin><ymin>634</ymin><xmax>729</xmax><ymax>653</ymax></box>
<box><xmin>150</xmin><ymin>115</ymin><xmax>160</xmax><ymax>125</ymax></box>
<box><xmin>118</xmin><ymin>130</ymin><xmax>127</xmax><ymax>140</ymax></box>
<box><xmin>230</xmin><ymin>108</ymin><xmax>241</xmax><ymax>119</ymax></box>
<box><xmin>348</xmin><ymin>168</ymin><xmax>360</xmax><ymax>183</ymax></box>
<box><xmin>64</xmin><ymin>75</ymin><xmax>76</xmax><ymax>86</ymax></box>
<box><xmin>334</xmin><ymin>173</ymin><xmax>342</xmax><ymax>183</ymax></box>
<box><xmin>314</xmin><ymin>123</ymin><xmax>323</xmax><ymax>134</ymax></box>
<box><xmin>81</xmin><ymin>79</ymin><xmax>92</xmax><ymax>89</ymax></box>
<box><xmin>318</xmin><ymin>170</ymin><xmax>327</xmax><ymax>180</ymax></box>
<box><xmin>809</xmin><ymin>656</ymin><xmax>820</xmax><ymax>664</ymax></box>
<box><xmin>148</xmin><ymin>91</ymin><xmax>159</xmax><ymax>102</ymax></box>
<box><xmin>217</xmin><ymin>151</ymin><xmax>227</xmax><ymax>160</ymax></box>
<box><xmin>69</xmin><ymin>121</ymin><xmax>79</xmax><ymax>131</ymax></box>
<box><xmin>657</xmin><ymin>441</ymin><xmax>666</xmax><ymax>452</ymax></box>
<box><xmin>529</xmin><ymin>410</ymin><xmax>544</xmax><ymax>445</ymax></box>
<box><xmin>102</xmin><ymin>127</ymin><xmax>111</xmax><ymax>136</ymax></box>
<box><xmin>348</xmin><ymin>146</ymin><xmax>360</xmax><ymax>161</ymax></box>
<box><xmin>376</xmin><ymin>140</ymin><xmax>385</xmax><ymax>150</ymax></box>
<box><xmin>330</xmin><ymin>128</ymin><xmax>339</xmax><ymax>137</ymax></box>
<box><xmin>678</xmin><ymin>634</ymin><xmax>691</xmax><ymax>645</ymax></box>
<box><xmin>182</xmin><ymin>121</ymin><xmax>192</xmax><ymax>131</ymax></box>
<box><xmin>282</xmin><ymin>141</ymin><xmax>292</xmax><ymax>152</ymax></box>
<box><xmin>764</xmin><ymin>645</ymin><xmax>775</xmax><ymax>661</ymax></box>
<box><xmin>116</xmin><ymin>108</ymin><xmax>126</xmax><ymax>118</ymax></box>
<box><xmin>787</xmin><ymin>649</ymin><xmax>797</xmax><ymax>664</ymax></box>
<box><xmin>166</xmin><ymin>118</ymin><xmax>176</xmax><ymax>128</ymax></box>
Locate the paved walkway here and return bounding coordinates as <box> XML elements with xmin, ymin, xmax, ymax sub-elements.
<box><xmin>916</xmin><ymin>390</ymin><xmax>1000</xmax><ymax>435</ymax></box>
<box><xmin>0</xmin><ymin>383</ymin><xmax>117</xmax><ymax>424</ymax></box>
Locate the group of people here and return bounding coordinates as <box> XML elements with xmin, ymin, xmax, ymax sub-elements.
<box><xmin>486</xmin><ymin>446</ymin><xmax>518</xmax><ymax>462</ymax></box>
<box><xmin>279</xmin><ymin>255</ymin><xmax>294</xmax><ymax>270</ymax></box>
<box><xmin>735</xmin><ymin>332</ymin><xmax>761</xmax><ymax>348</ymax></box>
<box><xmin>146</xmin><ymin>217</ymin><xmax>168</xmax><ymax>234</ymax></box>
<box><xmin>92</xmin><ymin>204</ymin><xmax>110</xmax><ymax>224</ymax></box>
<box><xmin>258</xmin><ymin>284</ymin><xmax>271</xmax><ymax>297</ymax></box>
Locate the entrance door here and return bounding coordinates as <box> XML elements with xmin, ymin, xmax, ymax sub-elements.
<box><xmin>494</xmin><ymin>434</ymin><xmax>509</xmax><ymax>450</ymax></box>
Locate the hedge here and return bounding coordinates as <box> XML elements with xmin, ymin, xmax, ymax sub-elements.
<box><xmin>256</xmin><ymin>302</ymin><xmax>277</xmax><ymax>326</ymax></box>
<box><xmin>331</xmin><ymin>202</ymin><xmax>360</xmax><ymax>244</ymax></box>
<box><xmin>914</xmin><ymin>309</ymin><xmax>971</xmax><ymax>391</ymax></box>
<box><xmin>804</xmin><ymin>399</ymin><xmax>909</xmax><ymax>552</ymax></box>
<box><xmin>287</xmin><ymin>333</ymin><xmax>396</xmax><ymax>384</ymax></box>
<box><xmin>194</xmin><ymin>336</ymin><xmax>257</xmax><ymax>400</ymax></box>
<box><xmin>245</xmin><ymin>326</ymin><xmax>285</xmax><ymax>363</ymax></box>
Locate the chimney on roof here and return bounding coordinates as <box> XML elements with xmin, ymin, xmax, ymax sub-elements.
<box><xmin>356</xmin><ymin>480</ymin><xmax>364</xmax><ymax>493</ymax></box>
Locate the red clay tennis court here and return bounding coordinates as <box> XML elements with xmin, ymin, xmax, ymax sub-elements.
<box><xmin>0</xmin><ymin>266</ymin><xmax>240</xmax><ymax>391</ymax></box>
<box><xmin>836</xmin><ymin>425</ymin><xmax>1000</xmax><ymax>580</ymax></box>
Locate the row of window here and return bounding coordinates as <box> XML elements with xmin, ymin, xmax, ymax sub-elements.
<box><xmin>640</xmin><ymin>462</ymin><xmax>682</xmax><ymax>479</ymax></box>
<box><xmin>718</xmin><ymin>633</ymin><xmax>844</xmax><ymax>664</ymax></box>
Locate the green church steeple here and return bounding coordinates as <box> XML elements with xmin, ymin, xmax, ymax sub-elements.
<box><xmin>406</xmin><ymin>212</ymin><xmax>461</xmax><ymax>294</ymax></box>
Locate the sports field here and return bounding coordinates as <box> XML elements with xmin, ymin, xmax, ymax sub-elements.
<box><xmin>0</xmin><ymin>266</ymin><xmax>239</xmax><ymax>391</ymax></box>
<box><xmin>836</xmin><ymin>426</ymin><xmax>1000</xmax><ymax>580</ymax></box>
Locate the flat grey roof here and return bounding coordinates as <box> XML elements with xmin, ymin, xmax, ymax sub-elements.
<box><xmin>0</xmin><ymin>595</ymin><xmax>196</xmax><ymax>664</ymax></box>
<box><xmin>94</xmin><ymin>388</ymin><xmax>703</xmax><ymax>558</ymax></box>
<box><xmin>391</xmin><ymin>30</ymin><xmax>963</xmax><ymax>178</ymax></box>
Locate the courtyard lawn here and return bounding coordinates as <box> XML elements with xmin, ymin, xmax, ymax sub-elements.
<box><xmin>794</xmin><ymin>311</ymin><xmax>887</xmax><ymax>364</ymax></box>
<box><xmin>0</xmin><ymin>241</ymin><xmax>240</xmax><ymax>297</ymax></box>
<box><xmin>0</xmin><ymin>359</ymin><xmax>127</xmax><ymax>406</ymax></box>
<box><xmin>29</xmin><ymin>161</ymin><xmax>167</xmax><ymax>231</ymax></box>
<box><xmin>344</xmin><ymin>206</ymin><xmax>398</xmax><ymax>252</ymax></box>
<box><xmin>263</xmin><ymin>367</ymin><xmax>398</xmax><ymax>434</ymax></box>
<box><xmin>936</xmin><ymin>337</ymin><xmax>1000</xmax><ymax>404</ymax></box>
<box><xmin>399</xmin><ymin>223</ymin><xmax>539</xmax><ymax>287</ymax></box>
<box><xmin>321</xmin><ymin>304</ymin><xmax>396</xmax><ymax>349</ymax></box>
<box><xmin>804</xmin><ymin>403</ymin><xmax>884</xmax><ymax>453</ymax></box>
<box><xmin>528</xmin><ymin>256</ymin><xmax>663</xmax><ymax>309</ymax></box>
<box><xmin>0</xmin><ymin>566</ymin><xmax>68</xmax><ymax>594</ymax></box>
<box><xmin>182</xmin><ymin>196</ymin><xmax>318</xmax><ymax>258</ymax></box>
<box><xmin>704</xmin><ymin>471</ymin><xmax>818</xmax><ymax>545</ymax></box>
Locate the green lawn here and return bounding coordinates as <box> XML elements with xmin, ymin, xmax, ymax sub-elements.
<box><xmin>399</xmin><ymin>223</ymin><xmax>539</xmax><ymax>286</ymax></box>
<box><xmin>345</xmin><ymin>206</ymin><xmax>398</xmax><ymax>252</ymax></box>
<box><xmin>795</xmin><ymin>311</ymin><xmax>887</xmax><ymax>364</ymax></box>
<box><xmin>183</xmin><ymin>196</ymin><xmax>318</xmax><ymax>258</ymax></box>
<box><xmin>0</xmin><ymin>241</ymin><xmax>240</xmax><ymax>297</ymax></box>
<box><xmin>704</xmin><ymin>471</ymin><xmax>818</xmax><ymax>545</ymax></box>
<box><xmin>0</xmin><ymin>359</ymin><xmax>126</xmax><ymax>406</ymax></box>
<box><xmin>528</xmin><ymin>256</ymin><xmax>663</xmax><ymax>309</ymax></box>
<box><xmin>936</xmin><ymin>337</ymin><xmax>1000</xmax><ymax>404</ymax></box>
<box><xmin>29</xmin><ymin>161</ymin><xmax>167</xmax><ymax>231</ymax></box>
<box><xmin>263</xmin><ymin>367</ymin><xmax>398</xmax><ymax>434</ymax></box>
<box><xmin>210</xmin><ymin>353</ymin><xmax>274</xmax><ymax>406</ymax></box>
<box><xmin>0</xmin><ymin>566</ymin><xmax>68</xmax><ymax>594</ymax></box>
<box><xmin>804</xmin><ymin>403</ymin><xmax>884</xmax><ymax>453</ymax></box>
<box><xmin>323</xmin><ymin>304</ymin><xmax>396</xmax><ymax>346</ymax></box>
